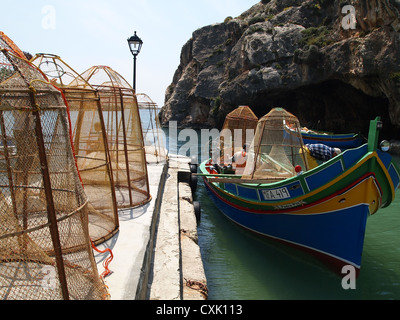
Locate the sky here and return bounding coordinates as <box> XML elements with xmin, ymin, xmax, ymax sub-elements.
<box><xmin>2</xmin><ymin>0</ymin><xmax>258</xmax><ymax>107</ymax></box>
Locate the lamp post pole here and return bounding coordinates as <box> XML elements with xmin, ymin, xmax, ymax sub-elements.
<box><xmin>127</xmin><ymin>31</ymin><xmax>143</xmax><ymax>91</ymax></box>
<box><xmin>133</xmin><ymin>54</ymin><xmax>137</xmax><ymax>91</ymax></box>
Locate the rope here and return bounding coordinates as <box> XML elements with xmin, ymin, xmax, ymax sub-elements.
<box><xmin>184</xmin><ymin>278</ymin><xmax>208</xmax><ymax>299</ymax></box>
<box><xmin>91</xmin><ymin>240</ymin><xmax>113</xmax><ymax>279</ymax></box>
<box><xmin>0</xmin><ymin>32</ymin><xmax>26</xmax><ymax>59</ymax></box>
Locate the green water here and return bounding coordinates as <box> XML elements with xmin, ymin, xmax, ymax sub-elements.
<box><xmin>195</xmin><ymin>166</ymin><xmax>400</xmax><ymax>300</ymax></box>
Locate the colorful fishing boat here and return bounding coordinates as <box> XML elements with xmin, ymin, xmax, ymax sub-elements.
<box><xmin>300</xmin><ymin>129</ymin><xmax>365</xmax><ymax>149</ymax></box>
<box><xmin>199</xmin><ymin>108</ymin><xmax>400</xmax><ymax>275</ymax></box>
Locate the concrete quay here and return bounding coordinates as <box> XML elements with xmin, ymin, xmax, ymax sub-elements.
<box><xmin>94</xmin><ymin>154</ymin><xmax>207</xmax><ymax>300</ymax></box>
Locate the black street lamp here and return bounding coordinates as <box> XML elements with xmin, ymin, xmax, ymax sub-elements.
<box><xmin>127</xmin><ymin>31</ymin><xmax>143</xmax><ymax>91</ymax></box>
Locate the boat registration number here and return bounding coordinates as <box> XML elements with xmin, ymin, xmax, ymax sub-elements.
<box><xmin>261</xmin><ymin>187</ymin><xmax>290</xmax><ymax>200</ymax></box>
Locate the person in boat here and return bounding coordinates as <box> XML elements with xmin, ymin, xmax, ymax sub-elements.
<box><xmin>303</xmin><ymin>143</ymin><xmax>341</xmax><ymax>169</ymax></box>
<box><xmin>231</xmin><ymin>144</ymin><xmax>249</xmax><ymax>175</ymax></box>
<box><xmin>305</xmin><ymin>143</ymin><xmax>341</xmax><ymax>161</ymax></box>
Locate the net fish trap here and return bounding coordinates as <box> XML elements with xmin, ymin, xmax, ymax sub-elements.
<box><xmin>0</xmin><ymin>33</ymin><xmax>108</xmax><ymax>300</ymax></box>
<box><xmin>80</xmin><ymin>65</ymin><xmax>151</xmax><ymax>209</ymax></box>
<box><xmin>219</xmin><ymin>105</ymin><xmax>258</xmax><ymax>164</ymax></box>
<box><xmin>136</xmin><ymin>93</ymin><xmax>167</xmax><ymax>164</ymax></box>
<box><xmin>30</xmin><ymin>54</ymin><xmax>119</xmax><ymax>245</ymax></box>
<box><xmin>242</xmin><ymin>107</ymin><xmax>310</xmax><ymax>181</ymax></box>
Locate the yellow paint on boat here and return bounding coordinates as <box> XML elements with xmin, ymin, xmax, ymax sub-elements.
<box><xmin>290</xmin><ymin>176</ymin><xmax>381</xmax><ymax>216</ymax></box>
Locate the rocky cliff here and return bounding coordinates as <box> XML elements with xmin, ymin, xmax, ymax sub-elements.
<box><xmin>160</xmin><ymin>0</ymin><xmax>400</xmax><ymax>138</ymax></box>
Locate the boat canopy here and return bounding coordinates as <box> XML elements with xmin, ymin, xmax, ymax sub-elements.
<box><xmin>241</xmin><ymin>107</ymin><xmax>309</xmax><ymax>181</ymax></box>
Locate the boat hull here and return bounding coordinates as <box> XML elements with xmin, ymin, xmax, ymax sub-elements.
<box><xmin>203</xmin><ymin>174</ymin><xmax>380</xmax><ymax>273</ymax></box>
<box><xmin>301</xmin><ymin>132</ymin><xmax>364</xmax><ymax>149</ymax></box>
<box><xmin>200</xmin><ymin>117</ymin><xmax>400</xmax><ymax>275</ymax></box>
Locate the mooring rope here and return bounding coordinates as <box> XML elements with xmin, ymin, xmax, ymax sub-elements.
<box><xmin>184</xmin><ymin>277</ymin><xmax>208</xmax><ymax>299</ymax></box>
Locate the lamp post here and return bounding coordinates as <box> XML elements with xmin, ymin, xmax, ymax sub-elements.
<box><xmin>127</xmin><ymin>31</ymin><xmax>143</xmax><ymax>91</ymax></box>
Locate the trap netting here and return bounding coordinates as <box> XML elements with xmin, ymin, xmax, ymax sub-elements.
<box><xmin>0</xmin><ymin>35</ymin><xmax>108</xmax><ymax>299</ymax></box>
<box><xmin>30</xmin><ymin>54</ymin><xmax>119</xmax><ymax>245</ymax></box>
<box><xmin>136</xmin><ymin>93</ymin><xmax>167</xmax><ymax>164</ymax></box>
<box><xmin>219</xmin><ymin>105</ymin><xmax>258</xmax><ymax>164</ymax></box>
<box><xmin>242</xmin><ymin>107</ymin><xmax>309</xmax><ymax>181</ymax></box>
<box><xmin>80</xmin><ymin>66</ymin><xmax>151</xmax><ymax>209</ymax></box>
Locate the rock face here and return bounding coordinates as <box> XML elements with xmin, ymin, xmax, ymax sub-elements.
<box><xmin>160</xmin><ymin>0</ymin><xmax>400</xmax><ymax>139</ymax></box>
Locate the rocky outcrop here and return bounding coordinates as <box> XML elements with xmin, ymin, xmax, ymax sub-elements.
<box><xmin>160</xmin><ymin>0</ymin><xmax>400</xmax><ymax>138</ymax></box>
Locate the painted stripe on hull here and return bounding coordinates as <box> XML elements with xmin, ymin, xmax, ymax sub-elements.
<box><xmin>210</xmin><ymin>173</ymin><xmax>380</xmax><ymax>215</ymax></box>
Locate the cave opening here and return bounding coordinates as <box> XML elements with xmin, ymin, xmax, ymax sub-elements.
<box><xmin>250</xmin><ymin>79</ymin><xmax>394</xmax><ymax>140</ymax></box>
